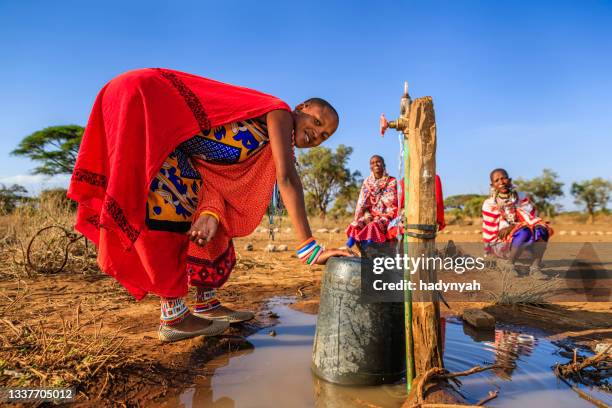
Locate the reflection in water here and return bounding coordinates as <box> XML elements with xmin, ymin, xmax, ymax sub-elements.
<box><xmin>178</xmin><ymin>346</ymin><xmax>257</xmax><ymax>408</ymax></box>
<box><xmin>314</xmin><ymin>377</ymin><xmax>407</xmax><ymax>408</ymax></box>
<box><xmin>157</xmin><ymin>300</ymin><xmax>610</xmax><ymax>408</ymax></box>
<box><xmin>486</xmin><ymin>330</ymin><xmax>537</xmax><ymax>380</ymax></box>
<box><xmin>445</xmin><ymin>320</ymin><xmax>611</xmax><ymax>407</ymax></box>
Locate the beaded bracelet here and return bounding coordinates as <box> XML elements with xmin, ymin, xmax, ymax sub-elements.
<box><xmin>297</xmin><ymin>237</ymin><xmax>325</xmax><ymax>265</ymax></box>
<box><xmin>160</xmin><ymin>298</ymin><xmax>190</xmax><ymax>326</ymax></box>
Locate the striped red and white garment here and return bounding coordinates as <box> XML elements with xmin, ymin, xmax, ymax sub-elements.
<box><xmin>481</xmin><ymin>191</ymin><xmax>540</xmax><ymax>245</ymax></box>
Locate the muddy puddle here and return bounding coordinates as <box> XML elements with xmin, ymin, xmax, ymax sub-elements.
<box><xmin>157</xmin><ymin>298</ymin><xmax>610</xmax><ymax>407</ymax></box>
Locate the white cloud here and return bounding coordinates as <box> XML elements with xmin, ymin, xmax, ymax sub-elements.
<box><xmin>0</xmin><ymin>174</ymin><xmax>71</xmax><ymax>195</ymax></box>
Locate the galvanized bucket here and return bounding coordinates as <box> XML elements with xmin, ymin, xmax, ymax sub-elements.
<box><xmin>312</xmin><ymin>257</ymin><xmax>406</xmax><ymax>385</ymax></box>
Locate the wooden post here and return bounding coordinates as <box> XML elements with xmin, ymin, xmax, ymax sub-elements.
<box><xmin>383</xmin><ymin>88</ymin><xmax>444</xmax><ymax>393</ymax></box>
<box><xmin>405</xmin><ymin>96</ymin><xmax>444</xmax><ymax>375</ymax></box>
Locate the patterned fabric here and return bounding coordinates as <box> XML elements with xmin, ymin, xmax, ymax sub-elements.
<box><xmin>179</xmin><ymin>119</ymin><xmax>268</xmax><ymax>164</ymax></box>
<box><xmin>160</xmin><ymin>297</ymin><xmax>190</xmax><ymax>326</ymax></box>
<box><xmin>146</xmin><ymin>151</ymin><xmax>200</xmax><ymax>232</ymax></box>
<box><xmin>186</xmin><ymin>240</ymin><xmax>237</xmax><ymax>288</ymax></box>
<box><xmin>482</xmin><ymin>188</ymin><xmax>553</xmax><ymax>256</ymax></box>
<box><xmin>68</xmin><ymin>68</ymin><xmax>290</xmax><ymax>300</ymax></box>
<box><xmin>193</xmin><ymin>288</ymin><xmax>221</xmax><ymax>313</ymax></box>
<box><xmin>146</xmin><ymin>119</ymin><xmax>268</xmax><ymax>232</ymax></box>
<box><xmin>346</xmin><ymin>174</ymin><xmax>398</xmax><ymax>247</ymax></box>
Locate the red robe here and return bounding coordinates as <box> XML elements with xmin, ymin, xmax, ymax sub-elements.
<box><xmin>68</xmin><ymin>68</ymin><xmax>290</xmax><ymax>299</ymax></box>
<box><xmin>387</xmin><ymin>175</ymin><xmax>446</xmax><ymax>239</ymax></box>
<box><xmin>399</xmin><ymin>175</ymin><xmax>446</xmax><ymax>230</ymax></box>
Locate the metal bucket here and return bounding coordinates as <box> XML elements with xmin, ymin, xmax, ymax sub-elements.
<box><xmin>312</xmin><ymin>257</ymin><xmax>406</xmax><ymax>385</ymax></box>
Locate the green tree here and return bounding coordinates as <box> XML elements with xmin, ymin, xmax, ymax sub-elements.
<box><xmin>464</xmin><ymin>196</ymin><xmax>486</xmax><ymax>218</ymax></box>
<box><xmin>444</xmin><ymin>194</ymin><xmax>487</xmax><ymax>219</ymax></box>
<box><xmin>571</xmin><ymin>178</ymin><xmax>612</xmax><ymax>223</ymax></box>
<box><xmin>514</xmin><ymin>169</ymin><xmax>564</xmax><ymax>217</ymax></box>
<box><xmin>329</xmin><ymin>176</ymin><xmax>363</xmax><ymax>218</ymax></box>
<box><xmin>0</xmin><ymin>184</ymin><xmax>28</xmax><ymax>214</ymax></box>
<box><xmin>11</xmin><ymin>125</ymin><xmax>83</xmax><ymax>175</ymax></box>
<box><xmin>444</xmin><ymin>194</ymin><xmax>486</xmax><ymax>209</ymax></box>
<box><xmin>297</xmin><ymin>145</ymin><xmax>360</xmax><ymax>218</ymax></box>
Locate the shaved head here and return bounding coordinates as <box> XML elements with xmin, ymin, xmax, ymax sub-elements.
<box><xmin>303</xmin><ymin>98</ymin><xmax>339</xmax><ymax>125</ymax></box>
<box><xmin>293</xmin><ymin>97</ymin><xmax>339</xmax><ymax>148</ymax></box>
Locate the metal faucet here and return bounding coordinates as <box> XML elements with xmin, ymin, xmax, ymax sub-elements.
<box><xmin>380</xmin><ymin>81</ymin><xmax>412</xmax><ymax>136</ymax></box>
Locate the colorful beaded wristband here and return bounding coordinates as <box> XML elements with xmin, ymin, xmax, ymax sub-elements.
<box><xmin>297</xmin><ymin>237</ymin><xmax>325</xmax><ymax>265</ymax></box>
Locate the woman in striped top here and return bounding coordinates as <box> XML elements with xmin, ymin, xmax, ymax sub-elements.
<box><xmin>482</xmin><ymin>168</ymin><xmax>552</xmax><ymax>278</ymax></box>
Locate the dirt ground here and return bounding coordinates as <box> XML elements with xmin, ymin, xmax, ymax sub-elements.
<box><xmin>0</xmin><ymin>218</ymin><xmax>610</xmax><ymax>406</ymax></box>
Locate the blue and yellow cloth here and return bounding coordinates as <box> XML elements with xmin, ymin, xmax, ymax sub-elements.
<box><xmin>146</xmin><ymin>119</ymin><xmax>268</xmax><ymax>232</ymax></box>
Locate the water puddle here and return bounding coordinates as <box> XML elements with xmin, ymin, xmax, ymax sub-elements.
<box><xmin>444</xmin><ymin>318</ymin><xmax>611</xmax><ymax>407</ymax></box>
<box><xmin>159</xmin><ymin>298</ymin><xmax>610</xmax><ymax>407</ymax></box>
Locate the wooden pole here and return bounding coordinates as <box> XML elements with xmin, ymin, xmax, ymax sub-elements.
<box><xmin>405</xmin><ymin>96</ymin><xmax>444</xmax><ymax>375</ymax></box>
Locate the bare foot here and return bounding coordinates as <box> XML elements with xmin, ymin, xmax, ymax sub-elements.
<box><xmin>170</xmin><ymin>313</ymin><xmax>213</xmax><ymax>331</ymax></box>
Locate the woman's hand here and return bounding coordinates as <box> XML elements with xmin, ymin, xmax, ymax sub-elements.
<box><xmin>187</xmin><ymin>213</ymin><xmax>218</xmax><ymax>246</ymax></box>
<box><xmin>498</xmin><ymin>226</ymin><xmax>513</xmax><ymax>240</ymax></box>
<box><xmin>315</xmin><ymin>248</ymin><xmax>352</xmax><ymax>265</ymax></box>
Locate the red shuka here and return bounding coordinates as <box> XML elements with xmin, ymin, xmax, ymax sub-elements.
<box><xmin>68</xmin><ymin>68</ymin><xmax>290</xmax><ymax>299</ymax></box>
<box><xmin>399</xmin><ymin>175</ymin><xmax>446</xmax><ymax>230</ymax></box>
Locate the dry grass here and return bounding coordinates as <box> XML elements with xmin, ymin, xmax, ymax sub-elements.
<box><xmin>489</xmin><ymin>267</ymin><xmax>562</xmax><ymax>305</ymax></box>
<box><xmin>0</xmin><ymin>197</ymin><xmax>152</xmax><ymax>401</ymax></box>
<box><xmin>0</xmin><ymin>286</ymin><xmax>150</xmax><ymax>400</ymax></box>
<box><xmin>0</xmin><ymin>195</ymin><xmax>98</xmax><ymax>279</ymax></box>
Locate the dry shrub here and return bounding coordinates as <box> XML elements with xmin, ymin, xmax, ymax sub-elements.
<box><xmin>0</xmin><ymin>194</ymin><xmax>98</xmax><ymax>279</ymax></box>
<box><xmin>490</xmin><ymin>268</ymin><xmax>561</xmax><ymax>305</ymax></box>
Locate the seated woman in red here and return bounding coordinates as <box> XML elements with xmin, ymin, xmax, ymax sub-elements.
<box><xmin>346</xmin><ymin>155</ymin><xmax>398</xmax><ymax>249</ymax></box>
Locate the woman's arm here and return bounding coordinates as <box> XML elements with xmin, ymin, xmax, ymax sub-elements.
<box><xmin>266</xmin><ymin>110</ymin><xmax>349</xmax><ymax>263</ymax></box>
<box><xmin>266</xmin><ymin>109</ymin><xmax>312</xmax><ymax>243</ymax></box>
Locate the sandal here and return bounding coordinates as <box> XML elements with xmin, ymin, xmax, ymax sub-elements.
<box><xmin>158</xmin><ymin>319</ymin><xmax>229</xmax><ymax>343</ymax></box>
<box><xmin>193</xmin><ymin>305</ymin><xmax>255</xmax><ymax>324</ymax></box>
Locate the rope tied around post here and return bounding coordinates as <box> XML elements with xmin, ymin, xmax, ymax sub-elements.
<box><xmin>405</xmin><ymin>223</ymin><xmax>438</xmax><ymax>240</ymax></box>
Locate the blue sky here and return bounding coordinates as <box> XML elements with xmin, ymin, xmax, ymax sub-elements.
<box><xmin>1</xmin><ymin>1</ymin><xmax>611</xmax><ymax>210</ymax></box>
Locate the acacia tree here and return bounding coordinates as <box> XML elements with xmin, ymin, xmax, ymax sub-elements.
<box><xmin>571</xmin><ymin>178</ymin><xmax>612</xmax><ymax>223</ymax></box>
<box><xmin>297</xmin><ymin>145</ymin><xmax>360</xmax><ymax>218</ymax></box>
<box><xmin>444</xmin><ymin>194</ymin><xmax>487</xmax><ymax>221</ymax></box>
<box><xmin>514</xmin><ymin>169</ymin><xmax>564</xmax><ymax>217</ymax></box>
<box><xmin>11</xmin><ymin>125</ymin><xmax>83</xmax><ymax>175</ymax></box>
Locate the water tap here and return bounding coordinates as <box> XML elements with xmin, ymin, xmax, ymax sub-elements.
<box><xmin>380</xmin><ymin>81</ymin><xmax>412</xmax><ymax>136</ymax></box>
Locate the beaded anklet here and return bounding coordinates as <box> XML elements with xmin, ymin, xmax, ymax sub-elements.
<box><xmin>297</xmin><ymin>237</ymin><xmax>325</xmax><ymax>265</ymax></box>
<box><xmin>193</xmin><ymin>288</ymin><xmax>222</xmax><ymax>313</ymax></box>
<box><xmin>160</xmin><ymin>297</ymin><xmax>190</xmax><ymax>326</ymax></box>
